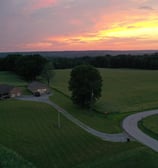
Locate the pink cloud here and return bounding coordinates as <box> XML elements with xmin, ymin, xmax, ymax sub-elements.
<box><xmin>69</xmin><ymin>19</ymin><xmax>83</xmax><ymax>26</ymax></box>
<box><xmin>22</xmin><ymin>0</ymin><xmax>57</xmax><ymax>13</ymax></box>
<box><xmin>31</xmin><ymin>0</ymin><xmax>57</xmax><ymax>10</ymax></box>
<box><xmin>22</xmin><ymin>42</ymin><xmax>53</xmax><ymax>50</ymax></box>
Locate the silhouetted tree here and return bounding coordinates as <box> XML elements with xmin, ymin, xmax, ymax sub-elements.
<box><xmin>3</xmin><ymin>54</ymin><xmax>21</xmax><ymax>71</ymax></box>
<box><xmin>15</xmin><ymin>55</ymin><xmax>47</xmax><ymax>81</ymax></box>
<box><xmin>69</xmin><ymin>65</ymin><xmax>102</xmax><ymax>108</ymax></box>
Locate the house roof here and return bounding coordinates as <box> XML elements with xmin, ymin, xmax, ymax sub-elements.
<box><xmin>0</xmin><ymin>84</ymin><xmax>14</xmax><ymax>94</ymax></box>
<box><xmin>10</xmin><ymin>87</ymin><xmax>21</xmax><ymax>93</ymax></box>
<box><xmin>28</xmin><ymin>81</ymin><xmax>49</xmax><ymax>92</ymax></box>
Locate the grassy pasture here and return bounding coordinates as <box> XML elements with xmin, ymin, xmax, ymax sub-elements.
<box><xmin>0</xmin><ymin>71</ymin><xmax>27</xmax><ymax>86</ymax></box>
<box><xmin>0</xmin><ymin>100</ymin><xmax>158</xmax><ymax>168</ymax></box>
<box><xmin>0</xmin><ymin>144</ymin><xmax>35</xmax><ymax>168</ymax></box>
<box><xmin>53</xmin><ymin>68</ymin><xmax>158</xmax><ymax>113</ymax></box>
<box><xmin>52</xmin><ymin>69</ymin><xmax>71</xmax><ymax>95</ymax></box>
<box><xmin>50</xmin><ymin>89</ymin><xmax>130</xmax><ymax>133</ymax></box>
<box><xmin>0</xmin><ymin>71</ymin><xmax>30</xmax><ymax>95</ymax></box>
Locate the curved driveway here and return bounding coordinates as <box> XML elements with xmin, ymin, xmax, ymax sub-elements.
<box><xmin>17</xmin><ymin>95</ymin><xmax>129</xmax><ymax>142</ymax></box>
<box><xmin>122</xmin><ymin>110</ymin><xmax>158</xmax><ymax>152</ymax></box>
<box><xmin>17</xmin><ymin>95</ymin><xmax>158</xmax><ymax>152</ymax></box>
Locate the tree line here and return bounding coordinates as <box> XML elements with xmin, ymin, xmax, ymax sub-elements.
<box><xmin>49</xmin><ymin>53</ymin><xmax>158</xmax><ymax>70</ymax></box>
<box><xmin>1</xmin><ymin>53</ymin><xmax>158</xmax><ymax>78</ymax></box>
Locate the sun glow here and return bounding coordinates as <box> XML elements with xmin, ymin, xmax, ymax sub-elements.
<box><xmin>1</xmin><ymin>0</ymin><xmax>158</xmax><ymax>51</ymax></box>
<box><xmin>19</xmin><ymin>8</ymin><xmax>158</xmax><ymax>51</ymax></box>
<box><xmin>99</xmin><ymin>20</ymin><xmax>158</xmax><ymax>39</ymax></box>
<box><xmin>46</xmin><ymin>19</ymin><xmax>158</xmax><ymax>45</ymax></box>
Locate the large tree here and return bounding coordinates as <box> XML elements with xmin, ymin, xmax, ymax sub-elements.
<box><xmin>3</xmin><ymin>54</ymin><xmax>21</xmax><ymax>71</ymax></box>
<box><xmin>15</xmin><ymin>54</ymin><xmax>47</xmax><ymax>81</ymax></box>
<box><xmin>69</xmin><ymin>64</ymin><xmax>102</xmax><ymax>108</ymax></box>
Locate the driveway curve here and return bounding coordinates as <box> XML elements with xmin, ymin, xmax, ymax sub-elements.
<box><xmin>16</xmin><ymin>95</ymin><xmax>129</xmax><ymax>142</ymax></box>
<box><xmin>122</xmin><ymin>110</ymin><xmax>158</xmax><ymax>152</ymax></box>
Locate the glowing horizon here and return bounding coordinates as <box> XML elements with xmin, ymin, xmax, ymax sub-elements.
<box><xmin>1</xmin><ymin>0</ymin><xmax>158</xmax><ymax>52</ymax></box>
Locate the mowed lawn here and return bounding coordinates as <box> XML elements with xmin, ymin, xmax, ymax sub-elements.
<box><xmin>139</xmin><ymin>114</ymin><xmax>158</xmax><ymax>140</ymax></box>
<box><xmin>53</xmin><ymin>68</ymin><xmax>158</xmax><ymax>113</ymax></box>
<box><xmin>142</xmin><ymin>115</ymin><xmax>158</xmax><ymax>134</ymax></box>
<box><xmin>0</xmin><ymin>100</ymin><xmax>158</xmax><ymax>168</ymax></box>
<box><xmin>50</xmin><ymin>89</ymin><xmax>130</xmax><ymax>133</ymax></box>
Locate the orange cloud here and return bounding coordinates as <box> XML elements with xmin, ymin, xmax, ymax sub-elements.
<box><xmin>19</xmin><ymin>6</ymin><xmax>158</xmax><ymax>51</ymax></box>
<box><xmin>45</xmin><ymin>13</ymin><xmax>158</xmax><ymax>44</ymax></box>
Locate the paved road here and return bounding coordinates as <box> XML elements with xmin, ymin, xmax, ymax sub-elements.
<box><xmin>17</xmin><ymin>95</ymin><xmax>129</xmax><ymax>142</ymax></box>
<box><xmin>122</xmin><ymin>110</ymin><xmax>158</xmax><ymax>152</ymax></box>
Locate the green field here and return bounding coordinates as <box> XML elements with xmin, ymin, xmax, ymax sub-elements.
<box><xmin>1</xmin><ymin>70</ymin><xmax>158</xmax><ymax>167</ymax></box>
<box><xmin>0</xmin><ymin>71</ymin><xmax>30</xmax><ymax>95</ymax></box>
<box><xmin>0</xmin><ymin>71</ymin><xmax>27</xmax><ymax>86</ymax></box>
<box><xmin>0</xmin><ymin>144</ymin><xmax>35</xmax><ymax>168</ymax></box>
<box><xmin>139</xmin><ymin>115</ymin><xmax>158</xmax><ymax>140</ymax></box>
<box><xmin>0</xmin><ymin>100</ymin><xmax>158</xmax><ymax>168</ymax></box>
<box><xmin>50</xmin><ymin>89</ymin><xmax>131</xmax><ymax>133</ymax></box>
<box><xmin>53</xmin><ymin>68</ymin><xmax>158</xmax><ymax>113</ymax></box>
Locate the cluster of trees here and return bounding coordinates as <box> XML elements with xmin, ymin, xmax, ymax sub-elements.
<box><xmin>0</xmin><ymin>54</ymin><xmax>53</xmax><ymax>81</ymax></box>
<box><xmin>49</xmin><ymin>53</ymin><xmax>158</xmax><ymax>70</ymax></box>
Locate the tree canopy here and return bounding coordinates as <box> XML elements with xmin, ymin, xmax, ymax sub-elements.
<box><xmin>1</xmin><ymin>54</ymin><xmax>48</xmax><ymax>81</ymax></box>
<box><xmin>69</xmin><ymin>64</ymin><xmax>102</xmax><ymax>108</ymax></box>
<box><xmin>48</xmin><ymin>53</ymin><xmax>158</xmax><ymax>70</ymax></box>
<box><xmin>15</xmin><ymin>55</ymin><xmax>47</xmax><ymax>81</ymax></box>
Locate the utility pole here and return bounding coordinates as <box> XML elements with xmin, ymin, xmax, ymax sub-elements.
<box><xmin>90</xmin><ymin>89</ymin><xmax>94</xmax><ymax>113</ymax></box>
<box><xmin>58</xmin><ymin>111</ymin><xmax>61</xmax><ymax>128</ymax></box>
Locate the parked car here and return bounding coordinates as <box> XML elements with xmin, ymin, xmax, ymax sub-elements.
<box><xmin>34</xmin><ymin>92</ymin><xmax>40</xmax><ymax>97</ymax></box>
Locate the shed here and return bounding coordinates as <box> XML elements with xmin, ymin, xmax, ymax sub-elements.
<box><xmin>0</xmin><ymin>84</ymin><xmax>22</xmax><ymax>99</ymax></box>
<box><xmin>10</xmin><ymin>87</ymin><xmax>22</xmax><ymax>98</ymax></box>
<box><xmin>28</xmin><ymin>81</ymin><xmax>50</xmax><ymax>96</ymax></box>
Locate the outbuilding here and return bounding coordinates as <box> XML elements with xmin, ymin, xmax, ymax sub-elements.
<box><xmin>0</xmin><ymin>84</ymin><xmax>22</xmax><ymax>99</ymax></box>
<box><xmin>28</xmin><ymin>81</ymin><xmax>50</xmax><ymax>96</ymax></box>
<box><xmin>10</xmin><ymin>87</ymin><xmax>22</xmax><ymax>98</ymax></box>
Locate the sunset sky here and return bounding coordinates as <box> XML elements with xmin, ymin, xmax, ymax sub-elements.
<box><xmin>1</xmin><ymin>0</ymin><xmax>158</xmax><ymax>52</ymax></box>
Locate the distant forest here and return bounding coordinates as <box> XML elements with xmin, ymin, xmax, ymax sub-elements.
<box><xmin>0</xmin><ymin>53</ymin><xmax>158</xmax><ymax>70</ymax></box>
<box><xmin>49</xmin><ymin>53</ymin><xmax>158</xmax><ymax>69</ymax></box>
